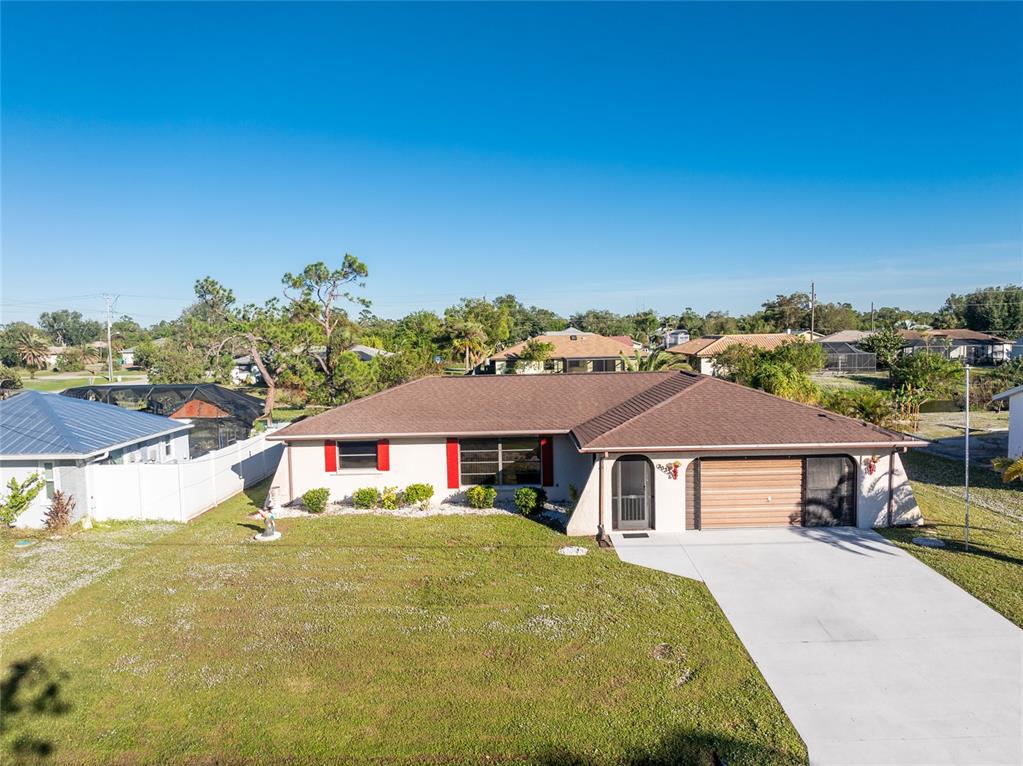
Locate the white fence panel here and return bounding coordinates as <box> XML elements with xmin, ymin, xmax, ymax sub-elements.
<box><xmin>87</xmin><ymin>431</ymin><xmax>284</xmax><ymax>523</ymax></box>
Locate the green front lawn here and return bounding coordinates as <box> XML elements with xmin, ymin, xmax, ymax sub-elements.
<box><xmin>881</xmin><ymin>452</ymin><xmax>1023</xmax><ymax>627</ymax></box>
<box><xmin>1</xmin><ymin>485</ymin><xmax>805</xmax><ymax>766</ymax></box>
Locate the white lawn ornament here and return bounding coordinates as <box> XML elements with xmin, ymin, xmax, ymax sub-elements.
<box><xmin>557</xmin><ymin>546</ymin><xmax>588</xmax><ymax>556</ymax></box>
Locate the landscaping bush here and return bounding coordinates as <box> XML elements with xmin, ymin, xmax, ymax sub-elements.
<box><xmin>44</xmin><ymin>491</ymin><xmax>75</xmax><ymax>533</ymax></box>
<box><xmin>351</xmin><ymin>487</ymin><xmax>381</xmax><ymax>509</ymax></box>
<box><xmin>380</xmin><ymin>486</ymin><xmax>402</xmax><ymax>511</ymax></box>
<box><xmin>466</xmin><ymin>485</ymin><xmax>497</xmax><ymax>509</ymax></box>
<box><xmin>513</xmin><ymin>487</ymin><xmax>547</xmax><ymax>516</ymax></box>
<box><xmin>302</xmin><ymin>487</ymin><xmax>330</xmax><ymax>514</ymax></box>
<box><xmin>0</xmin><ymin>474</ymin><xmax>44</xmax><ymax>527</ymax></box>
<box><xmin>403</xmin><ymin>483</ymin><xmax>434</xmax><ymax>510</ymax></box>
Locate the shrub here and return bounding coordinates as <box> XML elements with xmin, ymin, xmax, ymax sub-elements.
<box><xmin>0</xmin><ymin>474</ymin><xmax>45</xmax><ymax>527</ymax></box>
<box><xmin>302</xmin><ymin>487</ymin><xmax>330</xmax><ymax>514</ymax></box>
<box><xmin>466</xmin><ymin>485</ymin><xmax>497</xmax><ymax>509</ymax></box>
<box><xmin>380</xmin><ymin>486</ymin><xmax>402</xmax><ymax>511</ymax></box>
<box><xmin>513</xmin><ymin>487</ymin><xmax>547</xmax><ymax>516</ymax></box>
<box><xmin>44</xmin><ymin>491</ymin><xmax>76</xmax><ymax>532</ymax></box>
<box><xmin>403</xmin><ymin>483</ymin><xmax>434</xmax><ymax>510</ymax></box>
<box><xmin>351</xmin><ymin>487</ymin><xmax>381</xmax><ymax>509</ymax></box>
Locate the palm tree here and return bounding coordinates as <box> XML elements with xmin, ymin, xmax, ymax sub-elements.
<box><xmin>992</xmin><ymin>456</ymin><xmax>1023</xmax><ymax>483</ymax></box>
<box><xmin>14</xmin><ymin>331</ymin><xmax>50</xmax><ymax>373</ymax></box>
<box><xmin>620</xmin><ymin>348</ymin><xmax>693</xmax><ymax>373</ymax></box>
<box><xmin>449</xmin><ymin>319</ymin><xmax>488</xmax><ymax>371</ymax></box>
<box><xmin>80</xmin><ymin>344</ymin><xmax>100</xmax><ymax>367</ymax></box>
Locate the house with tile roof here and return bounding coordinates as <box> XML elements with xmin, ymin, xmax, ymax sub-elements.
<box><xmin>268</xmin><ymin>372</ymin><xmax>923</xmax><ymax>537</ymax></box>
<box><xmin>0</xmin><ymin>391</ymin><xmax>191</xmax><ymax>527</ymax></box>
<box><xmin>484</xmin><ymin>331</ymin><xmax>636</xmax><ymax>374</ymax></box>
<box><xmin>664</xmin><ymin>333</ymin><xmax>798</xmax><ymax>375</ymax></box>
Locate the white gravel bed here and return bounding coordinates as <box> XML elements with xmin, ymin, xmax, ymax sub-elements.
<box><xmin>254</xmin><ymin>500</ymin><xmax>572</xmax><ymax>529</ymax></box>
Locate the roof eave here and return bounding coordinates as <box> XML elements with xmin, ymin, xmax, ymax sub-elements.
<box><xmin>0</xmin><ymin>422</ymin><xmax>193</xmax><ymax>461</ymax></box>
<box><xmin>270</xmin><ymin>428</ymin><xmax>573</xmax><ymax>442</ymax></box>
<box><xmin>575</xmin><ymin>439</ymin><xmax>927</xmax><ymax>453</ymax></box>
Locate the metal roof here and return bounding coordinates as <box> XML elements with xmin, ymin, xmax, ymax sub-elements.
<box><xmin>0</xmin><ymin>390</ymin><xmax>191</xmax><ymax>459</ymax></box>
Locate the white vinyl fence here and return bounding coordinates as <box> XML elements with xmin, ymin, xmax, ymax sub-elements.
<box><xmin>86</xmin><ymin>431</ymin><xmax>285</xmax><ymax>523</ymax></box>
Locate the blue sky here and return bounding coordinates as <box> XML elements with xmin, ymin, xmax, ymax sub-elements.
<box><xmin>2</xmin><ymin>2</ymin><xmax>1021</xmax><ymax>326</ymax></box>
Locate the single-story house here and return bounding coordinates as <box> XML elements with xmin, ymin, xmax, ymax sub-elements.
<box><xmin>992</xmin><ymin>385</ymin><xmax>1023</xmax><ymax>459</ymax></box>
<box><xmin>818</xmin><ymin>329</ymin><xmax>873</xmax><ymax>345</ymax></box>
<box><xmin>665</xmin><ymin>333</ymin><xmax>797</xmax><ymax>375</ymax></box>
<box><xmin>267</xmin><ymin>372</ymin><xmax>923</xmax><ymax>537</ymax></box>
<box><xmin>485</xmin><ymin>331</ymin><xmax>636</xmax><ymax>374</ymax></box>
<box><xmin>900</xmin><ymin>329</ymin><xmax>1012</xmax><ymax>365</ymax></box>
<box><xmin>662</xmin><ymin>328</ymin><xmax>691</xmax><ymax>347</ymax></box>
<box><xmin>61</xmin><ymin>384</ymin><xmax>264</xmax><ymax>457</ymax></box>
<box><xmin>0</xmin><ymin>391</ymin><xmax>191</xmax><ymax>527</ymax></box>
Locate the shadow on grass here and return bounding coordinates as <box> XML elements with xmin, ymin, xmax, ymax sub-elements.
<box><xmin>242</xmin><ymin>479</ymin><xmax>272</xmax><ymax>511</ymax></box>
<box><xmin>1</xmin><ymin>656</ymin><xmax>71</xmax><ymax>762</ymax></box>
<box><xmin>536</xmin><ymin>727</ymin><xmax>804</xmax><ymax>766</ymax></box>
<box><xmin>887</xmin><ymin>525</ymin><xmax>1023</xmax><ymax>568</ymax></box>
<box><xmin>237</xmin><ymin>522</ymin><xmax>263</xmax><ymax>533</ymax></box>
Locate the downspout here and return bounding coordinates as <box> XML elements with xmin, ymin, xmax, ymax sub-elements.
<box><xmin>597</xmin><ymin>451</ymin><xmax>611</xmax><ymax>547</ymax></box>
<box><xmin>287</xmin><ymin>443</ymin><xmax>295</xmax><ymax>503</ymax></box>
<box><xmin>886</xmin><ymin>448</ymin><xmax>896</xmax><ymax>527</ymax></box>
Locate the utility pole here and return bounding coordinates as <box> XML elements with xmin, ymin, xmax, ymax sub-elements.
<box><xmin>810</xmin><ymin>282</ymin><xmax>816</xmax><ymax>336</ymax></box>
<box><xmin>870</xmin><ymin>301</ymin><xmax>875</xmax><ymax>332</ymax></box>
<box><xmin>102</xmin><ymin>294</ymin><xmax>118</xmax><ymax>382</ymax></box>
<box><xmin>964</xmin><ymin>365</ymin><xmax>971</xmax><ymax>551</ymax></box>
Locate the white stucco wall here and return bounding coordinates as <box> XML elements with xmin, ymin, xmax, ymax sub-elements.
<box><xmin>274</xmin><ymin>434</ymin><xmax>593</xmax><ymax>508</ymax></box>
<box><xmin>1007</xmin><ymin>393</ymin><xmax>1023</xmax><ymax>459</ymax></box>
<box><xmin>0</xmin><ymin>459</ymin><xmax>87</xmax><ymax>528</ymax></box>
<box><xmin>565</xmin><ymin>448</ymin><xmax>921</xmax><ymax>536</ymax></box>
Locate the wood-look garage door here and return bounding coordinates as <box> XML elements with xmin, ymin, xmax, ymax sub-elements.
<box><xmin>699</xmin><ymin>458</ymin><xmax>804</xmax><ymax>528</ymax></box>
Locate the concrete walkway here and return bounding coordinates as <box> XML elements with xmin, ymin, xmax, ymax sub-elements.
<box><xmin>611</xmin><ymin>528</ymin><xmax>1023</xmax><ymax>765</ymax></box>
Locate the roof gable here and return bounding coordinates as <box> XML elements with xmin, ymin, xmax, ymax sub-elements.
<box><xmin>491</xmin><ymin>332</ymin><xmax>635</xmax><ymax>361</ymax></box>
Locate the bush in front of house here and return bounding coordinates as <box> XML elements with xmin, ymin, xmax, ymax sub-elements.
<box><xmin>302</xmin><ymin>487</ymin><xmax>330</xmax><ymax>514</ymax></box>
<box><xmin>513</xmin><ymin>487</ymin><xmax>547</xmax><ymax>516</ymax></box>
<box><xmin>351</xmin><ymin>487</ymin><xmax>381</xmax><ymax>509</ymax></box>
<box><xmin>380</xmin><ymin>486</ymin><xmax>402</xmax><ymax>511</ymax></box>
<box><xmin>466</xmin><ymin>485</ymin><xmax>497</xmax><ymax>509</ymax></box>
<box><xmin>403</xmin><ymin>483</ymin><xmax>434</xmax><ymax>510</ymax></box>
<box><xmin>44</xmin><ymin>490</ymin><xmax>76</xmax><ymax>532</ymax></box>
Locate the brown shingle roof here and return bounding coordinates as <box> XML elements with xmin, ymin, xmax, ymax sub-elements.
<box><xmin>273</xmin><ymin>372</ymin><xmax>919</xmax><ymax>451</ymax></box>
<box><xmin>665</xmin><ymin>333</ymin><xmax>797</xmax><ymax>357</ymax></box>
<box><xmin>491</xmin><ymin>332</ymin><xmax>634</xmax><ymax>361</ymax></box>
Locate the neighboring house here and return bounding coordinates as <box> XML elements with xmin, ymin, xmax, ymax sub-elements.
<box><xmin>44</xmin><ymin>346</ymin><xmax>65</xmax><ymax>369</ymax></box>
<box><xmin>900</xmin><ymin>329</ymin><xmax>1012</xmax><ymax>365</ymax></box>
<box><xmin>230</xmin><ymin>355</ymin><xmax>261</xmax><ymax>385</ymax></box>
<box><xmin>665</xmin><ymin>333</ymin><xmax>796</xmax><ymax>375</ymax></box>
<box><xmin>268</xmin><ymin>372</ymin><xmax>923</xmax><ymax>535</ymax></box>
<box><xmin>663</xmin><ymin>329</ymin><xmax>691</xmax><ymax>347</ymax></box>
<box><xmin>485</xmin><ymin>331</ymin><xmax>635</xmax><ymax>374</ymax></box>
<box><xmin>992</xmin><ymin>385</ymin><xmax>1023</xmax><ymax>459</ymax></box>
<box><xmin>349</xmin><ymin>344</ymin><xmax>395</xmax><ymax>362</ymax></box>
<box><xmin>790</xmin><ymin>329</ymin><xmax>825</xmax><ymax>341</ymax></box>
<box><xmin>120</xmin><ymin>348</ymin><xmax>135</xmax><ymax>367</ymax></box>
<box><xmin>819</xmin><ymin>330</ymin><xmax>873</xmax><ymax>344</ymax></box>
<box><xmin>62</xmin><ymin>383</ymin><xmax>264</xmax><ymax>457</ymax></box>
<box><xmin>0</xmin><ymin>391</ymin><xmax>191</xmax><ymax>527</ymax></box>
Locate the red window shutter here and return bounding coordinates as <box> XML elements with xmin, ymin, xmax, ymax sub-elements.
<box><xmin>540</xmin><ymin>436</ymin><xmax>554</xmax><ymax>487</ymax></box>
<box><xmin>324</xmin><ymin>440</ymin><xmax>337</xmax><ymax>472</ymax></box>
<box><xmin>377</xmin><ymin>439</ymin><xmax>390</xmax><ymax>471</ymax></box>
<box><xmin>446</xmin><ymin>438</ymin><xmax>460</xmax><ymax>489</ymax></box>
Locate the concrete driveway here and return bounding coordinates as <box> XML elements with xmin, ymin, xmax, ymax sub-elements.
<box><xmin>612</xmin><ymin>528</ymin><xmax>1022</xmax><ymax>765</ymax></box>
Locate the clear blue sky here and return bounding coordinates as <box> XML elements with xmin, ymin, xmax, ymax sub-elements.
<box><xmin>2</xmin><ymin>2</ymin><xmax>1021</xmax><ymax>326</ymax></box>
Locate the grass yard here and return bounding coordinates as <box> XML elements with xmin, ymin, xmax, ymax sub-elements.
<box><xmin>1</xmin><ymin>484</ymin><xmax>806</xmax><ymax>766</ymax></box>
<box><xmin>19</xmin><ymin>376</ymin><xmax>94</xmax><ymax>392</ymax></box>
<box><xmin>810</xmin><ymin>371</ymin><xmax>890</xmax><ymax>392</ymax></box>
<box><xmin>880</xmin><ymin>451</ymin><xmax>1023</xmax><ymax>627</ymax></box>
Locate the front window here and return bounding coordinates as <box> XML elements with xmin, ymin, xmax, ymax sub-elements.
<box><xmin>338</xmin><ymin>440</ymin><xmax>378</xmax><ymax>470</ymax></box>
<box><xmin>459</xmin><ymin>437</ymin><xmax>541</xmax><ymax>485</ymax></box>
<box><xmin>591</xmin><ymin>359</ymin><xmax>619</xmax><ymax>373</ymax></box>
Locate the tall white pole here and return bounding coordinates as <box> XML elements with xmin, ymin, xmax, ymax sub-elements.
<box><xmin>964</xmin><ymin>365</ymin><xmax>971</xmax><ymax>551</ymax></box>
<box><xmin>103</xmin><ymin>294</ymin><xmax>116</xmax><ymax>382</ymax></box>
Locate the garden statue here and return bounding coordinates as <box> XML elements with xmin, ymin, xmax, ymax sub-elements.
<box><xmin>253</xmin><ymin>491</ymin><xmax>282</xmax><ymax>542</ymax></box>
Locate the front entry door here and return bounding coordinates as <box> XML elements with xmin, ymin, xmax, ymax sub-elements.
<box><xmin>613</xmin><ymin>456</ymin><xmax>654</xmax><ymax>530</ymax></box>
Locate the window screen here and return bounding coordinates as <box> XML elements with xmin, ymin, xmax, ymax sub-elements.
<box><xmin>339</xmin><ymin>441</ymin><xmax>378</xmax><ymax>470</ymax></box>
<box><xmin>804</xmin><ymin>457</ymin><xmax>855</xmax><ymax>526</ymax></box>
<box><xmin>460</xmin><ymin>437</ymin><xmax>541</xmax><ymax>486</ymax></box>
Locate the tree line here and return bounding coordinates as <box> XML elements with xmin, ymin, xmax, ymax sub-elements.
<box><xmin>1</xmin><ymin>259</ymin><xmax>1021</xmax><ymax>413</ymax></box>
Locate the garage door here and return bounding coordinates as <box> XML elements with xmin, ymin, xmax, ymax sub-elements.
<box><xmin>699</xmin><ymin>458</ymin><xmax>804</xmax><ymax>528</ymax></box>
